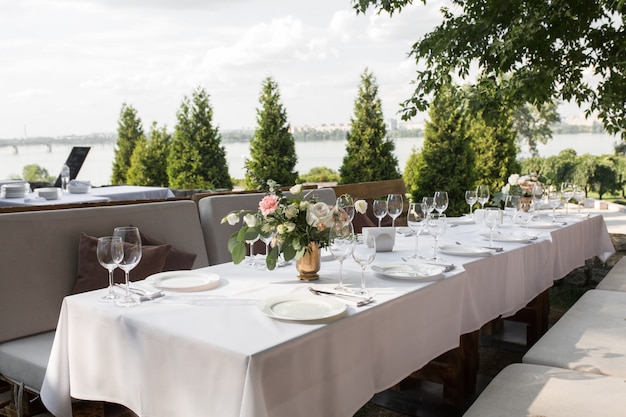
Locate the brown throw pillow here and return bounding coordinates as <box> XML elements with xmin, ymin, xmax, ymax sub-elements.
<box><xmin>139</xmin><ymin>231</ymin><xmax>197</xmax><ymax>271</ymax></box>
<box><xmin>72</xmin><ymin>232</ymin><xmax>171</xmax><ymax>294</ymax></box>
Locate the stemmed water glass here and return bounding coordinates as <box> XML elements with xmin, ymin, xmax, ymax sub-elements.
<box><xmin>422</xmin><ymin>196</ymin><xmax>435</xmax><ymax>215</ymax></box>
<box><xmin>97</xmin><ymin>236</ymin><xmax>123</xmax><ymax>302</ymax></box>
<box><xmin>259</xmin><ymin>229</ymin><xmax>276</xmax><ymax>270</ymax></box>
<box><xmin>465</xmin><ymin>190</ymin><xmax>477</xmax><ymax>216</ymax></box>
<box><xmin>561</xmin><ymin>182</ymin><xmax>574</xmax><ymax>215</ymax></box>
<box><xmin>427</xmin><ymin>213</ymin><xmax>446</xmax><ymax>261</ymax></box>
<box><xmin>328</xmin><ymin>220</ymin><xmax>354</xmax><ymax>290</ymax></box>
<box><xmin>406</xmin><ymin>202</ymin><xmax>427</xmax><ymax>259</ymax></box>
<box><xmin>573</xmin><ymin>186</ymin><xmax>586</xmax><ymax>214</ymax></box>
<box><xmin>372</xmin><ymin>200</ymin><xmax>388</xmax><ymax>227</ymax></box>
<box><xmin>336</xmin><ymin>194</ymin><xmax>355</xmax><ymax>222</ymax></box>
<box><xmin>433</xmin><ymin>191</ymin><xmax>449</xmax><ymax>214</ymax></box>
<box><xmin>548</xmin><ymin>190</ymin><xmax>562</xmax><ymax>222</ymax></box>
<box><xmin>387</xmin><ymin>194</ymin><xmax>403</xmax><ymax>228</ymax></box>
<box><xmin>483</xmin><ymin>208</ymin><xmax>500</xmax><ymax>247</ymax></box>
<box><xmin>476</xmin><ymin>185</ymin><xmax>490</xmax><ymax>211</ymax></box>
<box><xmin>113</xmin><ymin>226</ymin><xmax>142</xmax><ymax>307</ymax></box>
<box><xmin>352</xmin><ymin>234</ymin><xmax>376</xmax><ymax>295</ymax></box>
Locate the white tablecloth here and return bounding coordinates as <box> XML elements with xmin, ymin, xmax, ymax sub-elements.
<box><xmin>0</xmin><ymin>186</ymin><xmax>174</xmax><ymax>207</ymax></box>
<box><xmin>41</xmin><ymin>214</ymin><xmax>614</xmax><ymax>417</ymax></box>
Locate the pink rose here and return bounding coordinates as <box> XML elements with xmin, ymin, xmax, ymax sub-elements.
<box><xmin>259</xmin><ymin>195</ymin><xmax>280</xmax><ymax>216</ymax></box>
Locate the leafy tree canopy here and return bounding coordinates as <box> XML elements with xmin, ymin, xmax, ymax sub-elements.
<box><xmin>127</xmin><ymin>122</ymin><xmax>170</xmax><ymax>187</ymax></box>
<box><xmin>352</xmin><ymin>0</ymin><xmax>626</xmax><ymax>139</ymax></box>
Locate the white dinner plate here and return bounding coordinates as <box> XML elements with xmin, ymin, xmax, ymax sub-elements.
<box><xmin>479</xmin><ymin>233</ymin><xmax>535</xmax><ymax>243</ymax></box>
<box><xmin>371</xmin><ymin>262</ymin><xmax>446</xmax><ymax>280</ymax></box>
<box><xmin>438</xmin><ymin>244</ymin><xmax>492</xmax><ymax>257</ymax></box>
<box><xmin>447</xmin><ymin>216</ymin><xmax>475</xmax><ymax>225</ymax></box>
<box><xmin>523</xmin><ymin>221</ymin><xmax>561</xmax><ymax>229</ymax></box>
<box><xmin>258</xmin><ymin>295</ymin><xmax>347</xmax><ymax>321</ymax></box>
<box><xmin>146</xmin><ymin>271</ymin><xmax>221</xmax><ymax>292</ymax></box>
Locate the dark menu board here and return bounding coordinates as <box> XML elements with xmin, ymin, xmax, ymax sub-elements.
<box><xmin>53</xmin><ymin>146</ymin><xmax>91</xmax><ymax>187</ymax></box>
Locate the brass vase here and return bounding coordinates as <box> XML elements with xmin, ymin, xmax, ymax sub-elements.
<box><xmin>296</xmin><ymin>242</ymin><xmax>321</xmax><ymax>281</ymax></box>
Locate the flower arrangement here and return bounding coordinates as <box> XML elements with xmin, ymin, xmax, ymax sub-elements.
<box><xmin>222</xmin><ymin>180</ymin><xmax>367</xmax><ymax>270</ymax></box>
<box><xmin>501</xmin><ymin>173</ymin><xmax>540</xmax><ymax>197</ymax></box>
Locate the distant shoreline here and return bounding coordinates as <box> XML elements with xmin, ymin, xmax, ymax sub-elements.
<box><xmin>0</xmin><ymin>123</ymin><xmax>611</xmax><ymax>147</ymax></box>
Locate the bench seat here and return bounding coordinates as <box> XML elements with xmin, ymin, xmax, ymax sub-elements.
<box><xmin>523</xmin><ymin>289</ymin><xmax>626</xmax><ymax>378</ymax></box>
<box><xmin>0</xmin><ymin>332</ymin><xmax>54</xmax><ymax>392</ymax></box>
<box><xmin>464</xmin><ymin>363</ymin><xmax>626</xmax><ymax>417</ymax></box>
<box><xmin>596</xmin><ymin>256</ymin><xmax>626</xmax><ymax>291</ymax></box>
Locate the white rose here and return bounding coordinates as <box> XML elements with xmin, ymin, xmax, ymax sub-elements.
<box><xmin>300</xmin><ymin>201</ymin><xmax>309</xmax><ymax>210</ymax></box>
<box><xmin>285</xmin><ymin>222</ymin><xmax>296</xmax><ymax>232</ymax></box>
<box><xmin>306</xmin><ymin>202</ymin><xmax>331</xmax><ymax>226</ymax></box>
<box><xmin>223</xmin><ymin>212</ymin><xmax>239</xmax><ymax>225</ymax></box>
<box><xmin>276</xmin><ymin>224</ymin><xmax>286</xmax><ymax>234</ymax></box>
<box><xmin>508</xmin><ymin>174</ymin><xmax>520</xmax><ymax>186</ymax></box>
<box><xmin>285</xmin><ymin>204</ymin><xmax>299</xmax><ymax>219</ymax></box>
<box><xmin>243</xmin><ymin>213</ymin><xmax>257</xmax><ymax>227</ymax></box>
<box><xmin>354</xmin><ymin>199</ymin><xmax>368</xmax><ymax>214</ymax></box>
<box><xmin>289</xmin><ymin>184</ymin><xmax>303</xmax><ymax>195</ymax></box>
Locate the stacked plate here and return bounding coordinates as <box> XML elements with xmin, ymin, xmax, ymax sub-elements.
<box><xmin>2</xmin><ymin>183</ymin><xmax>28</xmax><ymax>198</ymax></box>
<box><xmin>36</xmin><ymin>187</ymin><xmax>61</xmax><ymax>200</ymax></box>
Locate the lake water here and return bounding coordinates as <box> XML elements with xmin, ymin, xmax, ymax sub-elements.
<box><xmin>0</xmin><ymin>133</ymin><xmax>619</xmax><ymax>187</ymax></box>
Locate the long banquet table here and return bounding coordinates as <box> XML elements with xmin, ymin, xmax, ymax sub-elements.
<box><xmin>41</xmin><ymin>213</ymin><xmax>614</xmax><ymax>417</ymax></box>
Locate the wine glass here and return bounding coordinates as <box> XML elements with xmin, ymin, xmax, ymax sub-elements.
<box><xmin>387</xmin><ymin>194</ymin><xmax>403</xmax><ymax>228</ymax></box>
<box><xmin>372</xmin><ymin>200</ymin><xmax>388</xmax><ymax>227</ymax></box>
<box><xmin>422</xmin><ymin>196</ymin><xmax>435</xmax><ymax>215</ymax></box>
<box><xmin>476</xmin><ymin>185</ymin><xmax>490</xmax><ymax>210</ymax></box>
<box><xmin>328</xmin><ymin>220</ymin><xmax>354</xmax><ymax>290</ymax></box>
<box><xmin>352</xmin><ymin>234</ymin><xmax>376</xmax><ymax>295</ymax></box>
<box><xmin>531</xmin><ymin>183</ymin><xmax>544</xmax><ymax>209</ymax></box>
<box><xmin>573</xmin><ymin>186</ymin><xmax>586</xmax><ymax>214</ymax></box>
<box><xmin>97</xmin><ymin>236</ymin><xmax>123</xmax><ymax>302</ymax></box>
<box><xmin>433</xmin><ymin>191</ymin><xmax>449</xmax><ymax>214</ymax></box>
<box><xmin>259</xmin><ymin>229</ymin><xmax>276</xmax><ymax>270</ymax></box>
<box><xmin>483</xmin><ymin>208</ymin><xmax>500</xmax><ymax>247</ymax></box>
<box><xmin>427</xmin><ymin>213</ymin><xmax>447</xmax><ymax>261</ymax></box>
<box><xmin>113</xmin><ymin>226</ymin><xmax>142</xmax><ymax>307</ymax></box>
<box><xmin>406</xmin><ymin>202</ymin><xmax>427</xmax><ymax>259</ymax></box>
<box><xmin>465</xmin><ymin>190</ymin><xmax>477</xmax><ymax>216</ymax></box>
<box><xmin>245</xmin><ymin>233</ymin><xmax>261</xmax><ymax>267</ymax></box>
<box><xmin>336</xmin><ymin>194</ymin><xmax>355</xmax><ymax>222</ymax></box>
<box><xmin>547</xmin><ymin>190</ymin><xmax>561</xmax><ymax>222</ymax></box>
<box><xmin>561</xmin><ymin>182</ymin><xmax>574</xmax><ymax>215</ymax></box>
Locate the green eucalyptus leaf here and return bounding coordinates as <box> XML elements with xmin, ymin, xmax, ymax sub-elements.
<box><xmin>231</xmin><ymin>242</ymin><xmax>246</xmax><ymax>264</ymax></box>
<box><xmin>266</xmin><ymin>246</ymin><xmax>279</xmax><ymax>270</ymax></box>
<box><xmin>283</xmin><ymin>245</ymin><xmax>296</xmax><ymax>261</ymax></box>
<box><xmin>227</xmin><ymin>233</ymin><xmax>240</xmax><ymax>252</ymax></box>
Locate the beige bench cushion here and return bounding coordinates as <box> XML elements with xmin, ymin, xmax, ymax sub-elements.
<box><xmin>0</xmin><ymin>331</ymin><xmax>54</xmax><ymax>392</ymax></box>
<box><xmin>523</xmin><ymin>289</ymin><xmax>626</xmax><ymax>378</ymax></box>
<box><xmin>596</xmin><ymin>256</ymin><xmax>626</xmax><ymax>291</ymax></box>
<box><xmin>464</xmin><ymin>363</ymin><xmax>626</xmax><ymax>417</ymax></box>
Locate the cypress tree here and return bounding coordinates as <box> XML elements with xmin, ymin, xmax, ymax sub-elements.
<box><xmin>408</xmin><ymin>84</ymin><xmax>476</xmax><ymax>215</ymax></box>
<box><xmin>167</xmin><ymin>86</ymin><xmax>232</xmax><ymax>190</ymax></box>
<box><xmin>111</xmin><ymin>103</ymin><xmax>143</xmax><ymax>184</ymax></box>
<box><xmin>339</xmin><ymin>69</ymin><xmax>400</xmax><ymax>184</ymax></box>
<box><xmin>127</xmin><ymin>122</ymin><xmax>170</xmax><ymax>187</ymax></box>
<box><xmin>245</xmin><ymin>76</ymin><xmax>298</xmax><ymax>189</ymax></box>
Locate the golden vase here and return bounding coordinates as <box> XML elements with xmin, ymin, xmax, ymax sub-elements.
<box><xmin>296</xmin><ymin>243</ymin><xmax>321</xmax><ymax>281</ymax></box>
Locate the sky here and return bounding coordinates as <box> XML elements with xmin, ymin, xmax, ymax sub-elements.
<box><xmin>0</xmin><ymin>0</ymin><xmax>453</xmax><ymax>139</ymax></box>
